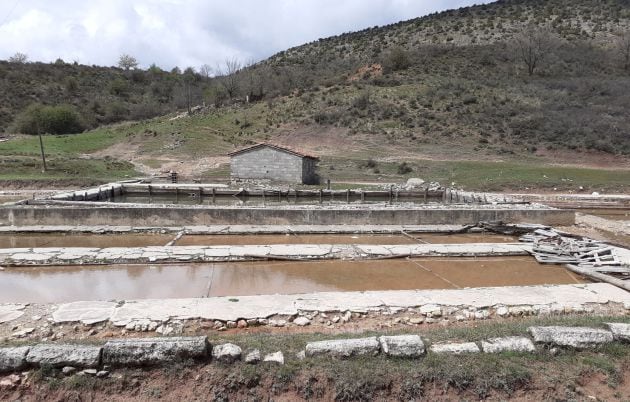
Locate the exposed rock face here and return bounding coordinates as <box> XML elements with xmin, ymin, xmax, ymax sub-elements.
<box><xmin>430</xmin><ymin>342</ymin><xmax>480</xmax><ymax>354</ymax></box>
<box><xmin>481</xmin><ymin>337</ymin><xmax>536</xmax><ymax>353</ymax></box>
<box><xmin>25</xmin><ymin>344</ymin><xmax>102</xmax><ymax>368</ymax></box>
<box><xmin>378</xmin><ymin>335</ymin><xmax>425</xmax><ymax>358</ymax></box>
<box><xmin>0</xmin><ymin>347</ymin><xmax>30</xmax><ymax>372</ymax></box>
<box><xmin>305</xmin><ymin>337</ymin><xmax>380</xmax><ymax>358</ymax></box>
<box><xmin>211</xmin><ymin>343</ymin><xmax>242</xmax><ymax>363</ymax></box>
<box><xmin>528</xmin><ymin>326</ymin><xmax>614</xmax><ymax>348</ymax></box>
<box><xmin>102</xmin><ymin>336</ymin><xmax>209</xmax><ymax>366</ymax></box>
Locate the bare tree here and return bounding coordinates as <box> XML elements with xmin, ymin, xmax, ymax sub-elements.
<box><xmin>218</xmin><ymin>57</ymin><xmax>242</xmax><ymax>98</ymax></box>
<box><xmin>199</xmin><ymin>64</ymin><xmax>213</xmax><ymax>78</ymax></box>
<box><xmin>8</xmin><ymin>52</ymin><xmax>28</xmax><ymax>63</ymax></box>
<box><xmin>615</xmin><ymin>30</ymin><xmax>630</xmax><ymax>71</ymax></box>
<box><xmin>514</xmin><ymin>25</ymin><xmax>555</xmax><ymax>76</ymax></box>
<box><xmin>118</xmin><ymin>54</ymin><xmax>138</xmax><ymax>70</ymax></box>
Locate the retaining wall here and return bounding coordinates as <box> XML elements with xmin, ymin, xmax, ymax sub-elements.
<box><xmin>0</xmin><ymin>205</ymin><xmax>575</xmax><ymax>226</ymax></box>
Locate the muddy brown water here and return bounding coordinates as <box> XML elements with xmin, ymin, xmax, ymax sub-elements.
<box><xmin>175</xmin><ymin>233</ymin><xmax>517</xmax><ymax>246</ymax></box>
<box><xmin>578</xmin><ymin>209</ymin><xmax>630</xmax><ymax>221</ymax></box>
<box><xmin>113</xmin><ymin>194</ymin><xmax>439</xmax><ymax>206</ymax></box>
<box><xmin>0</xmin><ymin>234</ymin><xmax>173</xmax><ymax>249</ymax></box>
<box><xmin>0</xmin><ymin>233</ymin><xmax>517</xmax><ymax>248</ymax></box>
<box><xmin>0</xmin><ymin>257</ymin><xmax>587</xmax><ymax>303</ymax></box>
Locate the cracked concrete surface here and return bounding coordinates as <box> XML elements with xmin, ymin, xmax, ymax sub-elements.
<box><xmin>46</xmin><ymin>283</ymin><xmax>630</xmax><ymax>325</ymax></box>
<box><xmin>0</xmin><ymin>243</ymin><xmax>532</xmax><ymax>266</ymax></box>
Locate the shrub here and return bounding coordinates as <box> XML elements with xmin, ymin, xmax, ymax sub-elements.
<box><xmin>383</xmin><ymin>47</ymin><xmax>412</xmax><ymax>72</ymax></box>
<box><xmin>12</xmin><ymin>103</ymin><xmax>85</xmax><ymax>134</ymax></box>
<box><xmin>397</xmin><ymin>161</ymin><xmax>413</xmax><ymax>174</ymax></box>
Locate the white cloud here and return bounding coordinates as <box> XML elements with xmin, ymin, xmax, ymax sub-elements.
<box><xmin>0</xmin><ymin>0</ymin><xmax>488</xmax><ymax>70</ymax></box>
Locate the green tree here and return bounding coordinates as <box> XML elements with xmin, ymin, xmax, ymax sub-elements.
<box><xmin>12</xmin><ymin>104</ymin><xmax>84</xmax><ymax>134</ymax></box>
<box><xmin>118</xmin><ymin>53</ymin><xmax>138</xmax><ymax>70</ymax></box>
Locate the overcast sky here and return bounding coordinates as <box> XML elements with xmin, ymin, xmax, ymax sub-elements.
<box><xmin>0</xmin><ymin>0</ymin><xmax>489</xmax><ymax>71</ymax></box>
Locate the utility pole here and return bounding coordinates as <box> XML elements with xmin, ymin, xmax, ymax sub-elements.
<box><xmin>36</xmin><ymin>120</ymin><xmax>47</xmax><ymax>172</ymax></box>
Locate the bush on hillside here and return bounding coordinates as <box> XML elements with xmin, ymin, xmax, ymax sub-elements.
<box><xmin>12</xmin><ymin>104</ymin><xmax>85</xmax><ymax>134</ymax></box>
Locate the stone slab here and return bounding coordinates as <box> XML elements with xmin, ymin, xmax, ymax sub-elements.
<box><xmin>606</xmin><ymin>323</ymin><xmax>630</xmax><ymax>342</ymax></box>
<box><xmin>25</xmin><ymin>344</ymin><xmax>102</xmax><ymax>368</ymax></box>
<box><xmin>481</xmin><ymin>337</ymin><xmax>536</xmax><ymax>353</ymax></box>
<box><xmin>305</xmin><ymin>337</ymin><xmax>380</xmax><ymax>358</ymax></box>
<box><xmin>0</xmin><ymin>347</ymin><xmax>30</xmax><ymax>372</ymax></box>
<box><xmin>529</xmin><ymin>326</ymin><xmax>614</xmax><ymax>348</ymax></box>
<box><xmin>429</xmin><ymin>342</ymin><xmax>480</xmax><ymax>354</ymax></box>
<box><xmin>47</xmin><ymin>283</ymin><xmax>630</xmax><ymax>324</ymax></box>
<box><xmin>102</xmin><ymin>336</ymin><xmax>209</xmax><ymax>366</ymax></box>
<box><xmin>0</xmin><ymin>304</ymin><xmax>26</xmax><ymax>323</ymax></box>
<box><xmin>378</xmin><ymin>335</ymin><xmax>425</xmax><ymax>357</ymax></box>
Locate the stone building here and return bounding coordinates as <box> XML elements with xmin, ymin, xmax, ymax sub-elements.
<box><xmin>229</xmin><ymin>143</ymin><xmax>319</xmax><ymax>184</ymax></box>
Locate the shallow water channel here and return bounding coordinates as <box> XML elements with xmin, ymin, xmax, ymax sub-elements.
<box><xmin>0</xmin><ymin>233</ymin><xmax>517</xmax><ymax>248</ymax></box>
<box><xmin>0</xmin><ymin>257</ymin><xmax>586</xmax><ymax>303</ymax></box>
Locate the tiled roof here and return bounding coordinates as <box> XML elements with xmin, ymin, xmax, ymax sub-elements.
<box><xmin>228</xmin><ymin>143</ymin><xmax>319</xmax><ymax>160</ymax></box>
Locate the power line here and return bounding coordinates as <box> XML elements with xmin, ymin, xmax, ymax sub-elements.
<box><xmin>0</xmin><ymin>0</ymin><xmax>20</xmax><ymax>27</ymax></box>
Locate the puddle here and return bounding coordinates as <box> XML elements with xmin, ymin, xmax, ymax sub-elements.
<box><xmin>0</xmin><ymin>234</ymin><xmax>173</xmax><ymax>249</ymax></box>
<box><xmin>175</xmin><ymin>233</ymin><xmax>517</xmax><ymax>246</ymax></box>
<box><xmin>0</xmin><ymin>257</ymin><xmax>587</xmax><ymax>303</ymax></box>
<box><xmin>579</xmin><ymin>209</ymin><xmax>630</xmax><ymax>221</ymax></box>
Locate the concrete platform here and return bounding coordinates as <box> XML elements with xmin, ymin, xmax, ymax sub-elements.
<box><xmin>0</xmin><ymin>243</ymin><xmax>532</xmax><ymax>266</ymax></box>
<box><xmin>46</xmin><ymin>283</ymin><xmax>630</xmax><ymax>324</ymax></box>
<box><xmin>0</xmin><ymin>203</ymin><xmax>574</xmax><ymax>226</ymax></box>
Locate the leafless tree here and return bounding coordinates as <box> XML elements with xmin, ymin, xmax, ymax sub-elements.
<box><xmin>514</xmin><ymin>25</ymin><xmax>555</xmax><ymax>76</ymax></box>
<box><xmin>8</xmin><ymin>52</ymin><xmax>28</xmax><ymax>63</ymax></box>
<box><xmin>615</xmin><ymin>30</ymin><xmax>630</xmax><ymax>71</ymax></box>
<box><xmin>118</xmin><ymin>54</ymin><xmax>138</xmax><ymax>70</ymax></box>
<box><xmin>218</xmin><ymin>57</ymin><xmax>242</xmax><ymax>98</ymax></box>
<box><xmin>199</xmin><ymin>64</ymin><xmax>213</xmax><ymax>78</ymax></box>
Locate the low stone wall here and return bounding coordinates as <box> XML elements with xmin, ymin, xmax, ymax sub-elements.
<box><xmin>0</xmin><ymin>204</ymin><xmax>575</xmax><ymax>227</ymax></box>
<box><xmin>2</xmin><ymin>324</ymin><xmax>630</xmax><ymax>373</ymax></box>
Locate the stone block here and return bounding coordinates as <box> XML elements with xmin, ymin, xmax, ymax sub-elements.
<box><xmin>528</xmin><ymin>326</ymin><xmax>613</xmax><ymax>348</ymax></box>
<box><xmin>102</xmin><ymin>336</ymin><xmax>209</xmax><ymax>366</ymax></box>
<box><xmin>378</xmin><ymin>335</ymin><xmax>425</xmax><ymax>358</ymax></box>
<box><xmin>481</xmin><ymin>337</ymin><xmax>535</xmax><ymax>353</ymax></box>
<box><xmin>606</xmin><ymin>323</ymin><xmax>630</xmax><ymax>342</ymax></box>
<box><xmin>212</xmin><ymin>343</ymin><xmax>242</xmax><ymax>363</ymax></box>
<box><xmin>430</xmin><ymin>342</ymin><xmax>480</xmax><ymax>354</ymax></box>
<box><xmin>26</xmin><ymin>344</ymin><xmax>102</xmax><ymax>368</ymax></box>
<box><xmin>305</xmin><ymin>337</ymin><xmax>379</xmax><ymax>358</ymax></box>
<box><xmin>0</xmin><ymin>347</ymin><xmax>30</xmax><ymax>373</ymax></box>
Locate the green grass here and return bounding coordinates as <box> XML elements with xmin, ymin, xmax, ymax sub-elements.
<box><xmin>0</xmin><ymin>155</ymin><xmax>138</xmax><ymax>182</ymax></box>
<box><xmin>318</xmin><ymin>157</ymin><xmax>630</xmax><ymax>192</ymax></box>
<box><xmin>0</xmin><ymin>129</ymin><xmax>128</xmax><ymax>156</ymax></box>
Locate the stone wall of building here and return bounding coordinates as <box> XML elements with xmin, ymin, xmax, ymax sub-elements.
<box><xmin>230</xmin><ymin>147</ymin><xmax>304</xmax><ymax>183</ymax></box>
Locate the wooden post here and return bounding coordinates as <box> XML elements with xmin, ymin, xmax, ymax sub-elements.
<box><xmin>212</xmin><ymin>187</ymin><xmax>216</xmax><ymax>204</ymax></box>
<box><xmin>199</xmin><ymin>187</ymin><xmax>203</xmax><ymax>204</ymax></box>
<box><xmin>319</xmin><ymin>189</ymin><xmax>323</xmax><ymax>204</ymax></box>
<box><xmin>424</xmin><ymin>188</ymin><xmax>428</xmax><ymax>203</ymax></box>
<box><xmin>361</xmin><ymin>190</ymin><xmax>365</xmax><ymax>203</ymax></box>
<box><xmin>389</xmin><ymin>185</ymin><xmax>393</xmax><ymax>203</ymax></box>
<box><xmin>84</xmin><ymin>191</ymin><xmax>88</xmax><ymax>201</ymax></box>
<box><xmin>346</xmin><ymin>189</ymin><xmax>350</xmax><ymax>203</ymax></box>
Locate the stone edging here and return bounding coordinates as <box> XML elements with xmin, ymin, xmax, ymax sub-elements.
<box><xmin>2</xmin><ymin>324</ymin><xmax>630</xmax><ymax>374</ymax></box>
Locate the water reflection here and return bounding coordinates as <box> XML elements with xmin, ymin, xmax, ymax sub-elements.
<box><xmin>0</xmin><ymin>258</ymin><xmax>587</xmax><ymax>303</ymax></box>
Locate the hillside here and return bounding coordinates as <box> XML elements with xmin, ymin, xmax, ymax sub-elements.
<box><xmin>2</xmin><ymin>0</ymin><xmax>630</xmax><ymax>190</ymax></box>
<box><xmin>0</xmin><ymin>61</ymin><xmax>209</xmax><ymax>132</ymax></box>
